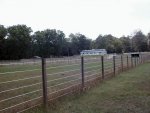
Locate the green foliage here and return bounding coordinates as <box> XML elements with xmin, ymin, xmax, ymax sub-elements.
<box><xmin>132</xmin><ymin>30</ymin><xmax>148</xmax><ymax>52</ymax></box>
<box><xmin>0</xmin><ymin>24</ymin><xmax>149</xmax><ymax>60</ymax></box>
<box><xmin>32</xmin><ymin>29</ymin><xmax>65</xmax><ymax>57</ymax></box>
<box><xmin>5</xmin><ymin>25</ymin><xmax>32</xmax><ymax>59</ymax></box>
<box><xmin>120</xmin><ymin>36</ymin><xmax>131</xmax><ymax>52</ymax></box>
<box><xmin>147</xmin><ymin>33</ymin><xmax>150</xmax><ymax>51</ymax></box>
<box><xmin>69</xmin><ymin>33</ymin><xmax>92</xmax><ymax>55</ymax></box>
<box><xmin>0</xmin><ymin>25</ymin><xmax>7</xmax><ymax>40</ymax></box>
<box><xmin>94</xmin><ymin>34</ymin><xmax>122</xmax><ymax>53</ymax></box>
<box><xmin>0</xmin><ymin>25</ymin><xmax>7</xmax><ymax>59</ymax></box>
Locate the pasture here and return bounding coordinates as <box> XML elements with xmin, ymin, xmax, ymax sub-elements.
<box><xmin>25</xmin><ymin>62</ymin><xmax>150</xmax><ymax>113</ymax></box>
<box><xmin>0</xmin><ymin>54</ymin><xmax>148</xmax><ymax>113</ymax></box>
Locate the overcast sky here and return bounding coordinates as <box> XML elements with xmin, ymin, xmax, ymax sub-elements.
<box><xmin>0</xmin><ymin>0</ymin><xmax>150</xmax><ymax>39</ymax></box>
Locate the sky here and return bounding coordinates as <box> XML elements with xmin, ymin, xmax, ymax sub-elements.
<box><xmin>0</xmin><ymin>0</ymin><xmax>150</xmax><ymax>39</ymax></box>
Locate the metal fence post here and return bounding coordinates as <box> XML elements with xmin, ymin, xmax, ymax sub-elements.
<box><xmin>81</xmin><ymin>56</ymin><xmax>84</xmax><ymax>88</ymax></box>
<box><xmin>113</xmin><ymin>56</ymin><xmax>116</xmax><ymax>76</ymax></box>
<box><xmin>127</xmin><ymin>55</ymin><xmax>129</xmax><ymax>69</ymax></box>
<box><xmin>41</xmin><ymin>58</ymin><xmax>48</xmax><ymax>111</ymax></box>
<box><xmin>121</xmin><ymin>55</ymin><xmax>123</xmax><ymax>71</ymax></box>
<box><xmin>101</xmin><ymin>56</ymin><xmax>104</xmax><ymax>79</ymax></box>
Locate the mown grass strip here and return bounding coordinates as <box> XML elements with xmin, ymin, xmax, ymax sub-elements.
<box><xmin>25</xmin><ymin>63</ymin><xmax>150</xmax><ymax>113</ymax></box>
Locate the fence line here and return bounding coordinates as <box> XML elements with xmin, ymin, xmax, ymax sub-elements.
<box><xmin>0</xmin><ymin>53</ymin><xmax>150</xmax><ymax>113</ymax></box>
<box><xmin>0</xmin><ymin>76</ymin><xmax>41</xmax><ymax>85</ymax></box>
<box><xmin>0</xmin><ymin>82</ymin><xmax>42</xmax><ymax>94</ymax></box>
<box><xmin>47</xmin><ymin>73</ymin><xmax>81</xmax><ymax>83</ymax></box>
<box><xmin>0</xmin><ymin>96</ymin><xmax>42</xmax><ymax>112</ymax></box>
<box><xmin>47</xmin><ymin>78</ymin><xmax>82</xmax><ymax>90</ymax></box>
<box><xmin>0</xmin><ymin>89</ymin><xmax>42</xmax><ymax>103</ymax></box>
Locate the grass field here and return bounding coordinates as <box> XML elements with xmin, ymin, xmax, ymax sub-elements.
<box><xmin>25</xmin><ymin>62</ymin><xmax>150</xmax><ymax>113</ymax></box>
<box><xmin>0</xmin><ymin>55</ymin><xmax>139</xmax><ymax>112</ymax></box>
<box><xmin>0</xmin><ymin>56</ymin><xmax>119</xmax><ymax>112</ymax></box>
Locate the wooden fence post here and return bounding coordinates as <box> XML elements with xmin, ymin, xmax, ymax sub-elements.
<box><xmin>142</xmin><ymin>55</ymin><xmax>144</xmax><ymax>63</ymax></box>
<box><xmin>137</xmin><ymin>57</ymin><xmax>138</xmax><ymax>65</ymax></box>
<box><xmin>113</xmin><ymin>56</ymin><xmax>116</xmax><ymax>76</ymax></box>
<box><xmin>141</xmin><ymin>54</ymin><xmax>143</xmax><ymax>63</ymax></box>
<box><xmin>143</xmin><ymin>54</ymin><xmax>145</xmax><ymax>63</ymax></box>
<box><xmin>81</xmin><ymin>56</ymin><xmax>84</xmax><ymax>88</ymax></box>
<box><xmin>139</xmin><ymin>54</ymin><xmax>141</xmax><ymax>64</ymax></box>
<box><xmin>127</xmin><ymin>55</ymin><xmax>129</xmax><ymax>69</ymax></box>
<box><xmin>101</xmin><ymin>56</ymin><xmax>104</xmax><ymax>79</ymax></box>
<box><xmin>134</xmin><ymin>57</ymin><xmax>136</xmax><ymax>67</ymax></box>
<box><xmin>41</xmin><ymin>58</ymin><xmax>48</xmax><ymax>111</ymax></box>
<box><xmin>121</xmin><ymin>55</ymin><xmax>123</xmax><ymax>72</ymax></box>
<box><xmin>131</xmin><ymin>56</ymin><xmax>133</xmax><ymax>68</ymax></box>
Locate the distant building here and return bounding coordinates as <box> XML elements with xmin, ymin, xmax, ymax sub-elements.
<box><xmin>80</xmin><ymin>49</ymin><xmax>107</xmax><ymax>56</ymax></box>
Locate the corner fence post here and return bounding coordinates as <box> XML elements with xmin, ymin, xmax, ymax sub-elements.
<box><xmin>113</xmin><ymin>55</ymin><xmax>116</xmax><ymax>76</ymax></box>
<box><xmin>101</xmin><ymin>56</ymin><xmax>104</xmax><ymax>79</ymax></box>
<box><xmin>81</xmin><ymin>56</ymin><xmax>84</xmax><ymax>88</ymax></box>
<box><xmin>121</xmin><ymin>55</ymin><xmax>123</xmax><ymax>72</ymax></box>
<box><xmin>41</xmin><ymin>58</ymin><xmax>48</xmax><ymax>111</ymax></box>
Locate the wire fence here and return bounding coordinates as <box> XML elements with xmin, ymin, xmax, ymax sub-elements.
<box><xmin>0</xmin><ymin>53</ymin><xmax>150</xmax><ymax>113</ymax></box>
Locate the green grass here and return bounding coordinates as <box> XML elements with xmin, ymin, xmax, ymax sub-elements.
<box><xmin>0</xmin><ymin>55</ymin><xmax>134</xmax><ymax>112</ymax></box>
<box><xmin>0</xmin><ymin>57</ymin><xmax>108</xmax><ymax>111</ymax></box>
<box><xmin>25</xmin><ymin>62</ymin><xmax>150</xmax><ymax>113</ymax></box>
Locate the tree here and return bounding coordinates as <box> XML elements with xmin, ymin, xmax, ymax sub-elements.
<box><xmin>94</xmin><ymin>34</ymin><xmax>119</xmax><ymax>53</ymax></box>
<box><xmin>0</xmin><ymin>25</ymin><xmax>7</xmax><ymax>40</ymax></box>
<box><xmin>0</xmin><ymin>25</ymin><xmax>7</xmax><ymax>59</ymax></box>
<box><xmin>6</xmin><ymin>25</ymin><xmax>32</xmax><ymax>59</ymax></box>
<box><xmin>113</xmin><ymin>38</ymin><xmax>123</xmax><ymax>53</ymax></box>
<box><xmin>69</xmin><ymin>33</ymin><xmax>92</xmax><ymax>55</ymax></box>
<box><xmin>94</xmin><ymin>35</ymin><xmax>104</xmax><ymax>49</ymax></box>
<box><xmin>61</xmin><ymin>38</ymin><xmax>72</xmax><ymax>56</ymax></box>
<box><xmin>132</xmin><ymin>30</ymin><xmax>148</xmax><ymax>52</ymax></box>
<box><xmin>0</xmin><ymin>24</ymin><xmax>149</xmax><ymax>60</ymax></box>
<box><xmin>32</xmin><ymin>29</ymin><xmax>65</xmax><ymax>57</ymax></box>
<box><xmin>147</xmin><ymin>32</ymin><xmax>150</xmax><ymax>51</ymax></box>
<box><xmin>120</xmin><ymin>36</ymin><xmax>131</xmax><ymax>53</ymax></box>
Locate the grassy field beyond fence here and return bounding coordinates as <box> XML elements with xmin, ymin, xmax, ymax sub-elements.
<box><xmin>26</xmin><ymin>62</ymin><xmax>150</xmax><ymax>113</ymax></box>
<box><xmin>0</xmin><ymin>53</ymin><xmax>149</xmax><ymax>113</ymax></box>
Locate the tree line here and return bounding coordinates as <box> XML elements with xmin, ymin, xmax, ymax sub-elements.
<box><xmin>0</xmin><ymin>24</ymin><xmax>150</xmax><ymax>60</ymax></box>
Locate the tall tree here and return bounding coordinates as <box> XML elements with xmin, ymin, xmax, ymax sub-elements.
<box><xmin>94</xmin><ymin>34</ymin><xmax>121</xmax><ymax>53</ymax></box>
<box><xmin>0</xmin><ymin>25</ymin><xmax>7</xmax><ymax>59</ymax></box>
<box><xmin>147</xmin><ymin>33</ymin><xmax>150</xmax><ymax>51</ymax></box>
<box><xmin>120</xmin><ymin>36</ymin><xmax>131</xmax><ymax>53</ymax></box>
<box><xmin>113</xmin><ymin>38</ymin><xmax>123</xmax><ymax>53</ymax></box>
<box><xmin>132</xmin><ymin>30</ymin><xmax>148</xmax><ymax>52</ymax></box>
<box><xmin>69</xmin><ymin>33</ymin><xmax>91</xmax><ymax>55</ymax></box>
<box><xmin>32</xmin><ymin>29</ymin><xmax>65</xmax><ymax>57</ymax></box>
<box><xmin>6</xmin><ymin>25</ymin><xmax>32</xmax><ymax>59</ymax></box>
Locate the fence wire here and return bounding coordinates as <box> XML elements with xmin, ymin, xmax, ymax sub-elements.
<box><xmin>0</xmin><ymin>53</ymin><xmax>150</xmax><ymax>113</ymax></box>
